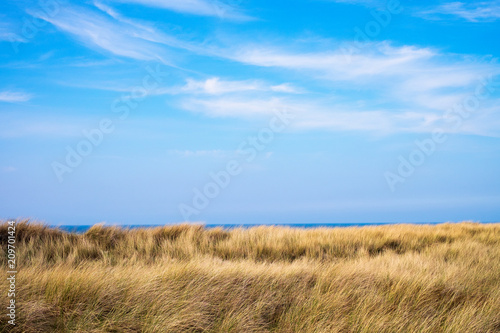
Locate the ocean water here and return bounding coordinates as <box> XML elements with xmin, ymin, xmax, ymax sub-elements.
<box><xmin>53</xmin><ymin>222</ymin><xmax>479</xmax><ymax>234</ymax></box>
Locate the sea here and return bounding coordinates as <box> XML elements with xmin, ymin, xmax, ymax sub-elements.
<box><xmin>53</xmin><ymin>222</ymin><xmax>490</xmax><ymax>234</ymax></box>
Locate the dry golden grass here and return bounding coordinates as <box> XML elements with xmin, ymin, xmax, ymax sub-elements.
<box><xmin>1</xmin><ymin>220</ymin><xmax>500</xmax><ymax>332</ymax></box>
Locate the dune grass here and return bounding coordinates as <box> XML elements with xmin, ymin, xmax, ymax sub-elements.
<box><xmin>1</xmin><ymin>220</ymin><xmax>500</xmax><ymax>332</ymax></box>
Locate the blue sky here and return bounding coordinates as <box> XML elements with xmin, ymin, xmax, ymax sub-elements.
<box><xmin>1</xmin><ymin>0</ymin><xmax>500</xmax><ymax>225</ymax></box>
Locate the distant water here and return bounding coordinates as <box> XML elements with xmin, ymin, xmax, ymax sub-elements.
<box><xmin>53</xmin><ymin>222</ymin><xmax>478</xmax><ymax>234</ymax></box>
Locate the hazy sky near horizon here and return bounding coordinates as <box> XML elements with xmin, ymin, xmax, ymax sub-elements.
<box><xmin>1</xmin><ymin>0</ymin><xmax>500</xmax><ymax>225</ymax></box>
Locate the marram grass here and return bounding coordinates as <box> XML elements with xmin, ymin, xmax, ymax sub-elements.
<box><xmin>1</xmin><ymin>221</ymin><xmax>500</xmax><ymax>332</ymax></box>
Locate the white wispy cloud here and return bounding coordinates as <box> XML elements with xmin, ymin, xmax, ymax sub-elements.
<box><xmin>0</xmin><ymin>31</ymin><xmax>27</xmax><ymax>43</ymax></box>
<box><xmin>168</xmin><ymin>149</ymin><xmax>227</xmax><ymax>157</ymax></box>
<box><xmin>270</xmin><ymin>83</ymin><xmax>302</xmax><ymax>94</ymax></box>
<box><xmin>331</xmin><ymin>0</ymin><xmax>500</xmax><ymax>21</ymax></box>
<box><xmin>108</xmin><ymin>0</ymin><xmax>254</xmax><ymax>21</ymax></box>
<box><xmin>180</xmin><ymin>94</ymin><xmax>500</xmax><ymax>137</ymax></box>
<box><xmin>169</xmin><ymin>148</ymin><xmax>273</xmax><ymax>160</ymax></box>
<box><xmin>0</xmin><ymin>119</ymin><xmax>85</xmax><ymax>138</ymax></box>
<box><xmin>230</xmin><ymin>43</ymin><xmax>435</xmax><ymax>81</ymax></box>
<box><xmin>418</xmin><ymin>1</ymin><xmax>500</xmax><ymax>22</ymax></box>
<box><xmin>155</xmin><ymin>78</ymin><xmax>302</xmax><ymax>95</ymax></box>
<box><xmin>181</xmin><ymin>67</ymin><xmax>500</xmax><ymax>137</ymax></box>
<box><xmin>2</xmin><ymin>166</ymin><xmax>17</xmax><ymax>173</ymax></box>
<box><xmin>225</xmin><ymin>41</ymin><xmax>500</xmax><ymax>111</ymax></box>
<box><xmin>0</xmin><ymin>21</ymin><xmax>27</xmax><ymax>43</ymax></box>
<box><xmin>94</xmin><ymin>1</ymin><xmax>122</xmax><ymax>19</ymax></box>
<box><xmin>0</xmin><ymin>91</ymin><xmax>32</xmax><ymax>103</ymax></box>
<box><xmin>182</xmin><ymin>97</ymin><xmax>284</xmax><ymax>118</ymax></box>
<box><xmin>326</xmin><ymin>0</ymin><xmax>388</xmax><ymax>8</ymax></box>
<box><xmin>29</xmin><ymin>4</ymin><xmax>197</xmax><ymax>63</ymax></box>
<box><xmin>164</xmin><ymin>38</ymin><xmax>500</xmax><ymax>136</ymax></box>
<box><xmin>180</xmin><ymin>95</ymin><xmax>441</xmax><ymax>133</ymax></box>
<box><xmin>179</xmin><ymin>77</ymin><xmax>263</xmax><ymax>94</ymax></box>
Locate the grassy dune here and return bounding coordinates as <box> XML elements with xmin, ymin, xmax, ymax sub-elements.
<box><xmin>1</xmin><ymin>221</ymin><xmax>500</xmax><ymax>332</ymax></box>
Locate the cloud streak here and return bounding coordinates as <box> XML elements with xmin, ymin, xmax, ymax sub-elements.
<box><xmin>418</xmin><ymin>1</ymin><xmax>500</xmax><ymax>22</ymax></box>
<box><xmin>180</xmin><ymin>94</ymin><xmax>500</xmax><ymax>137</ymax></box>
<box><xmin>180</xmin><ymin>96</ymin><xmax>433</xmax><ymax>133</ymax></box>
<box><xmin>0</xmin><ymin>26</ymin><xmax>27</xmax><ymax>43</ymax></box>
<box><xmin>29</xmin><ymin>4</ymin><xmax>199</xmax><ymax>64</ymax></box>
<box><xmin>0</xmin><ymin>91</ymin><xmax>32</xmax><ymax>103</ymax></box>
<box><xmin>154</xmin><ymin>78</ymin><xmax>302</xmax><ymax>95</ymax></box>
<box><xmin>168</xmin><ymin>149</ymin><xmax>228</xmax><ymax>157</ymax></box>
<box><xmin>108</xmin><ymin>0</ymin><xmax>253</xmax><ymax>21</ymax></box>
